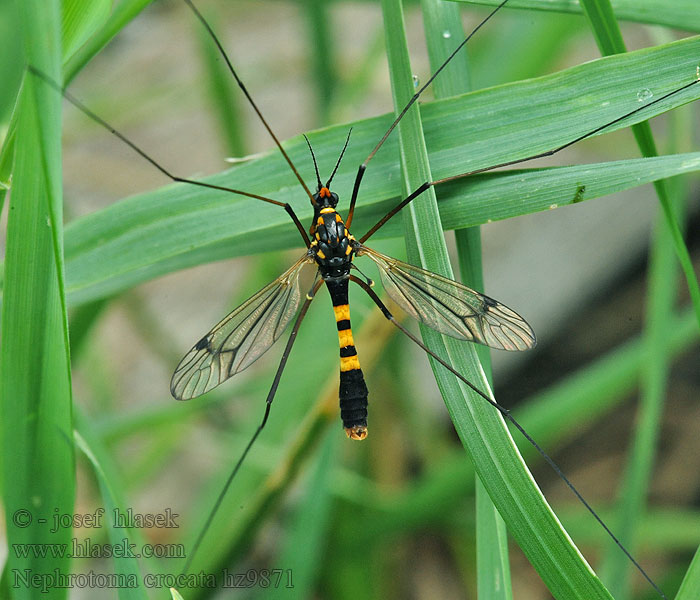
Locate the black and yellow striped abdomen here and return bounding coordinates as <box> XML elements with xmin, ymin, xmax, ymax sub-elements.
<box><xmin>326</xmin><ymin>278</ymin><xmax>368</xmax><ymax>440</ymax></box>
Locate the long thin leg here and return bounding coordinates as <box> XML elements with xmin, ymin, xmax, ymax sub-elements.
<box><xmin>345</xmin><ymin>0</ymin><xmax>510</xmax><ymax>228</ymax></box>
<box><xmin>359</xmin><ymin>76</ymin><xmax>700</xmax><ymax>244</ymax></box>
<box><xmin>181</xmin><ymin>277</ymin><xmax>324</xmax><ymax>575</ymax></box>
<box><xmin>28</xmin><ymin>66</ymin><xmax>312</xmax><ymax>248</ymax></box>
<box><xmin>349</xmin><ymin>274</ymin><xmax>667</xmax><ymax>600</ymax></box>
<box><xmin>184</xmin><ymin>0</ymin><xmax>315</xmax><ymax>204</ymax></box>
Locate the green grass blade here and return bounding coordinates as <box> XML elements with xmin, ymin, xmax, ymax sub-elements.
<box><xmin>73</xmin><ymin>424</ymin><xmax>149</xmax><ymax>600</ymax></box>
<box><xmin>0</xmin><ymin>115</ymin><xmax>15</xmax><ymax>213</ymax></box>
<box><xmin>454</xmin><ymin>0</ymin><xmax>700</xmax><ymax>31</ymax></box>
<box><xmin>194</xmin><ymin>7</ymin><xmax>247</xmax><ymax>158</ymax></box>
<box><xmin>62</xmin><ymin>35</ymin><xmax>700</xmax><ymax>306</ymax></box>
<box><xmin>1</xmin><ymin>0</ymin><xmax>114</xmax><ymax>214</ymax></box>
<box><xmin>61</xmin><ymin>0</ymin><xmax>112</xmax><ymax>64</ymax></box>
<box><xmin>676</xmin><ymin>546</ymin><xmax>700</xmax><ymax>600</ymax></box>
<box><xmin>34</xmin><ymin>149</ymin><xmax>700</xmax><ymax>312</ymax></box>
<box><xmin>579</xmin><ymin>2</ymin><xmax>700</xmax><ymax>588</ymax></box>
<box><xmin>475</xmin><ymin>479</ymin><xmax>513</xmax><ymax>599</ymax></box>
<box><xmin>0</xmin><ymin>0</ymin><xmax>22</xmax><ymax>213</ymax></box>
<box><xmin>1</xmin><ymin>1</ymin><xmax>74</xmax><ymax>598</ymax></box>
<box><xmin>170</xmin><ymin>588</ymin><xmax>185</xmax><ymax>600</ymax></box>
<box><xmin>600</xmin><ymin>204</ymin><xmax>681</xmax><ymax>599</ymax></box>
<box><xmin>381</xmin><ymin>0</ymin><xmax>610</xmax><ymax>597</ymax></box>
<box><xmin>579</xmin><ymin>0</ymin><xmax>625</xmax><ymax>55</ymax></box>
<box><xmin>301</xmin><ymin>0</ymin><xmax>336</xmax><ymax>124</ymax></box>
<box><xmin>0</xmin><ymin>1</ymin><xmax>22</xmax><ymax>123</ymax></box>
<box><xmin>435</xmin><ymin>155</ymin><xmax>700</xmax><ymax>225</ymax></box>
<box><xmin>599</xmin><ymin>97</ymin><xmax>691</xmax><ymax>596</ymax></box>
<box><xmin>420</xmin><ymin>0</ymin><xmax>512</xmax><ymax>597</ymax></box>
<box><xmin>260</xmin><ymin>431</ymin><xmax>339</xmax><ymax>600</ymax></box>
<box><xmin>64</xmin><ymin>0</ymin><xmax>155</xmax><ymax>84</ymax></box>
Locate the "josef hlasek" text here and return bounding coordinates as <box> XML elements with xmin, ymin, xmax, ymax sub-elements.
<box><xmin>51</xmin><ymin>508</ymin><xmax>178</xmax><ymax>533</ymax></box>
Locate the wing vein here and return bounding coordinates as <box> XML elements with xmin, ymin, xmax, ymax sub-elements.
<box><xmin>170</xmin><ymin>253</ymin><xmax>315</xmax><ymax>400</ymax></box>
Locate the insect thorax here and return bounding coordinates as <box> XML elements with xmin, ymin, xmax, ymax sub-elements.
<box><xmin>310</xmin><ymin>205</ymin><xmax>355</xmax><ymax>280</ymax></box>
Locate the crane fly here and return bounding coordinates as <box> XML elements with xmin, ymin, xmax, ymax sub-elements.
<box><xmin>166</xmin><ymin>0</ymin><xmax>538</xmax><ymax>443</ymax></box>
<box><xmin>28</xmin><ymin>0</ymin><xmax>700</xmax><ymax>595</ymax></box>
<box><xmin>169</xmin><ymin>148</ymin><xmax>536</xmax><ymax>439</ymax></box>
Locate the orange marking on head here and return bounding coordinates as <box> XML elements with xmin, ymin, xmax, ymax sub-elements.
<box><xmin>319</xmin><ymin>187</ymin><xmax>331</xmax><ymax>198</ymax></box>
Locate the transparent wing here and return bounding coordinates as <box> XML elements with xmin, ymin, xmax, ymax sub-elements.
<box><xmin>356</xmin><ymin>245</ymin><xmax>535</xmax><ymax>351</ymax></box>
<box><xmin>171</xmin><ymin>253</ymin><xmax>316</xmax><ymax>400</ymax></box>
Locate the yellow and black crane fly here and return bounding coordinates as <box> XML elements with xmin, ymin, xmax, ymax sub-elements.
<box><xmin>168</xmin><ymin>0</ymin><xmax>541</xmax><ymax>443</ymax></box>
<box><xmin>169</xmin><ymin>165</ymin><xmax>536</xmax><ymax>440</ymax></box>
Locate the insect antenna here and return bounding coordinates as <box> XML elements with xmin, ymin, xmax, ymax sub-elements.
<box><xmin>183</xmin><ymin>0</ymin><xmax>315</xmax><ymax>204</ymax></box>
<box><xmin>303</xmin><ymin>134</ymin><xmax>323</xmax><ymax>191</ymax></box>
<box><xmin>303</xmin><ymin>128</ymin><xmax>353</xmax><ymax>192</ymax></box>
<box><xmin>181</xmin><ymin>277</ymin><xmax>324</xmax><ymax>576</ymax></box>
<box><xmin>326</xmin><ymin>128</ymin><xmax>353</xmax><ymax>189</ymax></box>
<box><xmin>359</xmin><ymin>74</ymin><xmax>700</xmax><ymax>243</ymax></box>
